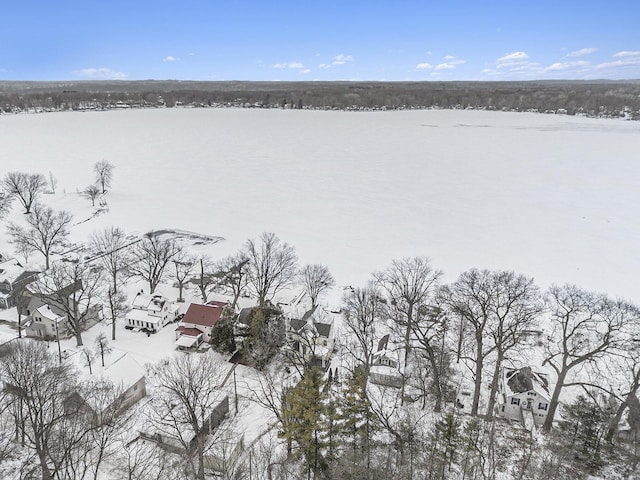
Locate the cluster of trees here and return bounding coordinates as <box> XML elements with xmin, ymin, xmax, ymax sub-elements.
<box><xmin>0</xmin><ymin>340</ymin><xmax>132</xmax><ymax>480</ymax></box>
<box><xmin>3</xmin><ymin>169</ymin><xmax>640</xmax><ymax>477</ymax></box>
<box><xmin>0</xmin><ymin>338</ymin><xmax>239</xmax><ymax>480</ymax></box>
<box><xmin>2</xmin><ymin>80</ymin><xmax>640</xmax><ymax>119</ymax></box>
<box><xmin>245</xmin><ymin>256</ymin><xmax>640</xmax><ymax>479</ymax></box>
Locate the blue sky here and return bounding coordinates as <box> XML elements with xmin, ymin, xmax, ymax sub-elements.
<box><xmin>2</xmin><ymin>1</ymin><xmax>639</xmax><ymax>81</ymax></box>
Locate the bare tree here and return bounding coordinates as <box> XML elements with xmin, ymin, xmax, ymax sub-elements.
<box><xmin>442</xmin><ymin>269</ymin><xmax>496</xmax><ymax>417</ymax></box>
<box><xmin>2</xmin><ymin>171</ymin><xmax>47</xmax><ymax>214</ymax></box>
<box><xmin>128</xmin><ymin>233</ymin><xmax>180</xmax><ymax>294</ymax></box>
<box><xmin>90</xmin><ymin>227</ymin><xmax>132</xmax><ymax>292</ymax></box>
<box><xmin>7</xmin><ymin>203</ymin><xmax>73</xmax><ymax>269</ymax></box>
<box><xmin>171</xmin><ymin>251</ymin><xmax>196</xmax><ymax>303</ymax></box>
<box><xmin>443</xmin><ymin>270</ymin><xmax>541</xmax><ymax>418</ymax></box>
<box><xmin>30</xmin><ymin>261</ymin><xmax>103</xmax><ymax>346</ymax></box>
<box><xmin>483</xmin><ymin>271</ymin><xmax>542</xmax><ymax>420</ymax></box>
<box><xmin>150</xmin><ymin>352</ymin><xmax>230</xmax><ymax>480</ymax></box>
<box><xmin>190</xmin><ymin>256</ymin><xmax>217</xmax><ymax>303</ymax></box>
<box><xmin>341</xmin><ymin>284</ymin><xmax>384</xmax><ymax>381</ymax></box>
<box><xmin>0</xmin><ymin>341</ymin><xmax>83</xmax><ymax>480</ymax></box>
<box><xmin>47</xmin><ymin>171</ymin><xmax>58</xmax><ymax>194</ymax></box>
<box><xmin>299</xmin><ymin>264</ymin><xmax>336</xmax><ymax>308</ymax></box>
<box><xmin>247</xmin><ymin>364</ymin><xmax>299</xmax><ymax>455</ymax></box>
<box><xmin>84</xmin><ymin>184</ymin><xmax>101</xmax><ymax>207</ymax></box>
<box><xmin>410</xmin><ymin>298</ymin><xmax>450</xmax><ymax>412</ymax></box>
<box><xmin>211</xmin><ymin>253</ymin><xmax>250</xmax><ymax>310</ymax></box>
<box><xmin>94</xmin><ymin>160</ymin><xmax>114</xmax><ymax>194</ymax></box>
<box><xmin>244</xmin><ymin>232</ymin><xmax>298</xmax><ymax>306</ymax></box>
<box><xmin>374</xmin><ymin>257</ymin><xmax>442</xmax><ymax>368</ymax></box>
<box><xmin>105</xmin><ymin>286</ymin><xmax>129</xmax><ymax>341</ymax></box>
<box><xmin>0</xmin><ymin>192</ymin><xmax>12</xmax><ymax>219</ymax></box>
<box><xmin>90</xmin><ymin>226</ymin><xmax>133</xmax><ymax>340</ymax></box>
<box><xmin>542</xmin><ymin>285</ymin><xmax>632</xmax><ymax>431</ymax></box>
<box><xmin>81</xmin><ymin>347</ymin><xmax>95</xmax><ymax>374</ymax></box>
<box><xmin>94</xmin><ymin>332</ymin><xmax>112</xmax><ymax>367</ymax></box>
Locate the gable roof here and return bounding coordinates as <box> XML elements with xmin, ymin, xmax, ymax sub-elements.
<box><xmin>505</xmin><ymin>367</ymin><xmax>550</xmax><ymax>396</ymax></box>
<box><xmin>0</xmin><ymin>259</ymin><xmax>25</xmax><ymax>284</ymax></box>
<box><xmin>33</xmin><ymin>304</ymin><xmax>64</xmax><ymax>322</ymax></box>
<box><xmin>182</xmin><ymin>302</ymin><xmax>227</xmax><ymax>328</ymax></box>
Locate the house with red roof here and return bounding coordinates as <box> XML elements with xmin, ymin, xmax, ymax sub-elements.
<box><xmin>175</xmin><ymin>301</ymin><xmax>228</xmax><ymax>349</ymax></box>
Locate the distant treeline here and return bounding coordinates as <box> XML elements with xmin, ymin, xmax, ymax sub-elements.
<box><xmin>1</xmin><ymin>80</ymin><xmax>640</xmax><ymax>118</ymax></box>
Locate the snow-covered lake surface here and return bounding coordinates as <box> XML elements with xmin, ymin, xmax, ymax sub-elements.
<box><xmin>1</xmin><ymin>108</ymin><xmax>639</xmax><ymax>305</ymax></box>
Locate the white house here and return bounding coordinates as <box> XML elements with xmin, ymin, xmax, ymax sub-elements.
<box><xmin>369</xmin><ymin>334</ymin><xmax>404</xmax><ymax>388</ymax></box>
<box><xmin>67</xmin><ymin>351</ymin><xmax>147</xmax><ymax>423</ymax></box>
<box><xmin>125</xmin><ymin>291</ymin><xmax>179</xmax><ymax>333</ymax></box>
<box><xmin>497</xmin><ymin>366</ymin><xmax>551</xmax><ymax>428</ymax></box>
<box><xmin>22</xmin><ymin>280</ymin><xmax>103</xmax><ymax>340</ymax></box>
<box><xmin>286</xmin><ymin>307</ymin><xmax>335</xmax><ymax>370</ymax></box>
<box><xmin>24</xmin><ymin>304</ymin><xmax>65</xmax><ymax>339</ymax></box>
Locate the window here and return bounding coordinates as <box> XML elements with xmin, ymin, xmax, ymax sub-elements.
<box><xmin>527</xmin><ymin>392</ymin><xmax>536</xmax><ymax>396</ymax></box>
<box><xmin>538</xmin><ymin>402</ymin><xmax>548</xmax><ymax>411</ymax></box>
<box><xmin>501</xmin><ymin>405</ymin><xmax>505</xmax><ymax>413</ymax></box>
<box><xmin>511</xmin><ymin>398</ymin><xmax>520</xmax><ymax>406</ymax></box>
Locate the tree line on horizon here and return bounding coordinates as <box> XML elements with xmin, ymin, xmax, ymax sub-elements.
<box><xmin>1</xmin><ymin>80</ymin><xmax>640</xmax><ymax>118</ymax></box>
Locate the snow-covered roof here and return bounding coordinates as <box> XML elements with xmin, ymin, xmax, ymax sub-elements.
<box><xmin>102</xmin><ymin>352</ymin><xmax>145</xmax><ymax>390</ymax></box>
<box><xmin>176</xmin><ymin>335</ymin><xmax>199</xmax><ymax>348</ymax></box>
<box><xmin>131</xmin><ymin>291</ymin><xmax>170</xmax><ymax>312</ymax></box>
<box><xmin>33</xmin><ymin>304</ymin><xmax>64</xmax><ymax>322</ymax></box>
<box><xmin>0</xmin><ymin>258</ymin><xmax>25</xmax><ymax>284</ymax></box>
<box><xmin>504</xmin><ymin>367</ymin><xmax>550</xmax><ymax>398</ymax></box>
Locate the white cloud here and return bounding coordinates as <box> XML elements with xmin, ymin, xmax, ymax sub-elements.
<box><xmin>318</xmin><ymin>63</ymin><xmax>331</xmax><ymax>69</ymax></box>
<box><xmin>415</xmin><ymin>62</ymin><xmax>433</xmax><ymax>70</ymax></box>
<box><xmin>545</xmin><ymin>60</ymin><xmax>589</xmax><ymax>72</ymax></box>
<box><xmin>497</xmin><ymin>51</ymin><xmax>529</xmax><ymax>62</ymax></box>
<box><xmin>434</xmin><ymin>63</ymin><xmax>455</xmax><ymax>70</ymax></box>
<box><xmin>567</xmin><ymin>48</ymin><xmax>596</xmax><ymax>57</ymax></box>
<box><xmin>163</xmin><ymin>56</ymin><xmax>178</xmax><ymax>62</ymax></box>
<box><xmin>596</xmin><ymin>57</ymin><xmax>640</xmax><ymax>69</ymax></box>
<box><xmin>613</xmin><ymin>51</ymin><xmax>640</xmax><ymax>58</ymax></box>
<box><xmin>332</xmin><ymin>54</ymin><xmax>354</xmax><ymax>65</ymax></box>
<box><xmin>73</xmin><ymin>68</ymin><xmax>127</xmax><ymax>80</ymax></box>
<box><xmin>300</xmin><ymin>69</ymin><xmax>311</xmax><ymax>74</ymax></box>
<box><xmin>273</xmin><ymin>62</ymin><xmax>305</xmax><ymax>69</ymax></box>
<box><xmin>441</xmin><ymin>56</ymin><xmax>466</xmax><ymax>66</ymax></box>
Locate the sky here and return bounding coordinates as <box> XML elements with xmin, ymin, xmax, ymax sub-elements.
<box><xmin>1</xmin><ymin>0</ymin><xmax>639</xmax><ymax>82</ymax></box>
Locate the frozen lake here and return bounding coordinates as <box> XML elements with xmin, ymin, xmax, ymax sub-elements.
<box><xmin>1</xmin><ymin>108</ymin><xmax>639</xmax><ymax>305</ymax></box>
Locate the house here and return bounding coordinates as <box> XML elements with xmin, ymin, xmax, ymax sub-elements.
<box><xmin>285</xmin><ymin>306</ymin><xmax>335</xmax><ymax>370</ymax></box>
<box><xmin>23</xmin><ymin>304</ymin><xmax>65</xmax><ymax>339</ymax></box>
<box><xmin>497</xmin><ymin>366</ymin><xmax>551</xmax><ymax>428</ymax></box>
<box><xmin>141</xmin><ymin>395</ymin><xmax>230</xmax><ymax>454</ymax></box>
<box><xmin>369</xmin><ymin>334</ymin><xmax>404</xmax><ymax>388</ymax></box>
<box><xmin>125</xmin><ymin>291</ymin><xmax>179</xmax><ymax>333</ymax></box>
<box><xmin>66</xmin><ymin>352</ymin><xmax>147</xmax><ymax>423</ymax></box>
<box><xmin>175</xmin><ymin>301</ymin><xmax>228</xmax><ymax>349</ymax></box>
<box><xmin>0</xmin><ymin>258</ymin><xmax>38</xmax><ymax>309</ymax></box>
<box><xmin>22</xmin><ymin>280</ymin><xmax>102</xmax><ymax>340</ymax></box>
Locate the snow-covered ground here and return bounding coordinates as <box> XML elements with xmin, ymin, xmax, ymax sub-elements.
<box><xmin>1</xmin><ymin>108</ymin><xmax>638</xmax><ymax>308</ymax></box>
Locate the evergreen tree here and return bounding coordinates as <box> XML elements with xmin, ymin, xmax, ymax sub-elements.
<box><xmin>338</xmin><ymin>367</ymin><xmax>377</xmax><ymax>470</ymax></box>
<box><xmin>281</xmin><ymin>367</ymin><xmax>328</xmax><ymax>479</ymax></box>
<box><xmin>431</xmin><ymin>413</ymin><xmax>460</xmax><ymax>478</ymax></box>
<box><xmin>559</xmin><ymin>395</ymin><xmax>615</xmax><ymax>471</ymax></box>
<box><xmin>209</xmin><ymin>309</ymin><xmax>237</xmax><ymax>354</ymax></box>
